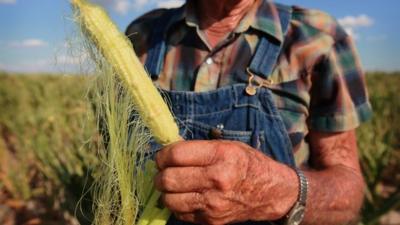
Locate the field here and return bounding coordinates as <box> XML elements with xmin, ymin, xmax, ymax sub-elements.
<box><xmin>0</xmin><ymin>71</ymin><xmax>399</xmax><ymax>225</ymax></box>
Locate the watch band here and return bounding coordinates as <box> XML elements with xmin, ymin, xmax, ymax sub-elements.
<box><xmin>295</xmin><ymin>168</ymin><xmax>308</xmax><ymax>205</ymax></box>
<box><xmin>284</xmin><ymin>168</ymin><xmax>308</xmax><ymax>225</ymax></box>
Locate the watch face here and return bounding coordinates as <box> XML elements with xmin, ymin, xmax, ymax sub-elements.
<box><xmin>287</xmin><ymin>205</ymin><xmax>305</xmax><ymax>225</ymax></box>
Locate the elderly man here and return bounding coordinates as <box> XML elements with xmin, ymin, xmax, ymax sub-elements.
<box><xmin>126</xmin><ymin>0</ymin><xmax>372</xmax><ymax>224</ymax></box>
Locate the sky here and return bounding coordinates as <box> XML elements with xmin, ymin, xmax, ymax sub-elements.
<box><xmin>0</xmin><ymin>0</ymin><xmax>399</xmax><ymax>74</ymax></box>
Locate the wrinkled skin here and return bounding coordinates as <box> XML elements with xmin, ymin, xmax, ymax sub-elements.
<box><xmin>195</xmin><ymin>0</ymin><xmax>257</xmax><ymax>48</ymax></box>
<box><xmin>155</xmin><ymin>131</ymin><xmax>364</xmax><ymax>225</ymax></box>
<box><xmin>155</xmin><ymin>140</ymin><xmax>298</xmax><ymax>224</ymax></box>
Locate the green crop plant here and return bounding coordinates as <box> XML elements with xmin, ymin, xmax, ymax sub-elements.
<box><xmin>357</xmin><ymin>73</ymin><xmax>400</xmax><ymax>225</ymax></box>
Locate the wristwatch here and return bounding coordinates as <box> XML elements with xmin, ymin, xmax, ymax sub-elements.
<box><xmin>284</xmin><ymin>168</ymin><xmax>308</xmax><ymax>225</ymax></box>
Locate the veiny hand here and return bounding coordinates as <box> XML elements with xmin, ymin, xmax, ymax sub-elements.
<box><xmin>154</xmin><ymin>140</ymin><xmax>298</xmax><ymax>225</ymax></box>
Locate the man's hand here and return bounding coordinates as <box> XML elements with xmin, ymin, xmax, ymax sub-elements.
<box><xmin>154</xmin><ymin>130</ymin><xmax>364</xmax><ymax>225</ymax></box>
<box><xmin>154</xmin><ymin>140</ymin><xmax>299</xmax><ymax>225</ymax></box>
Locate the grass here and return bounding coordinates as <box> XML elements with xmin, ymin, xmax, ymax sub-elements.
<box><xmin>0</xmin><ymin>71</ymin><xmax>399</xmax><ymax>224</ymax></box>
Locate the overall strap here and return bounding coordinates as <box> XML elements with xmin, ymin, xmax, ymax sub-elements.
<box><xmin>248</xmin><ymin>5</ymin><xmax>292</xmax><ymax>79</ymax></box>
<box><xmin>144</xmin><ymin>8</ymin><xmax>180</xmax><ymax>79</ymax></box>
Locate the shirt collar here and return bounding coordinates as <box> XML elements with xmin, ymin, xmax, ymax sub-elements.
<box><xmin>236</xmin><ymin>0</ymin><xmax>286</xmax><ymax>42</ymax></box>
<box><xmin>165</xmin><ymin>0</ymin><xmax>287</xmax><ymax>43</ymax></box>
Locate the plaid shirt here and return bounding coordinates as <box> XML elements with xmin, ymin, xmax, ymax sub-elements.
<box><xmin>126</xmin><ymin>0</ymin><xmax>372</xmax><ymax>164</ymax></box>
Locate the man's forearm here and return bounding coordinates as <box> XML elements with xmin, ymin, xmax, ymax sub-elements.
<box><xmin>301</xmin><ymin>130</ymin><xmax>365</xmax><ymax>225</ymax></box>
<box><xmin>264</xmin><ymin>153</ymin><xmax>364</xmax><ymax>224</ymax></box>
<box><xmin>301</xmin><ymin>165</ymin><xmax>365</xmax><ymax>225</ymax></box>
<box><xmin>264</xmin><ymin>130</ymin><xmax>364</xmax><ymax>224</ymax></box>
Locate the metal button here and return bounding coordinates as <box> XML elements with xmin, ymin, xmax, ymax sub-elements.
<box><xmin>205</xmin><ymin>57</ymin><xmax>213</xmax><ymax>65</ymax></box>
<box><xmin>209</xmin><ymin>128</ymin><xmax>223</xmax><ymax>139</ymax></box>
<box><xmin>216</xmin><ymin>124</ymin><xmax>224</xmax><ymax>130</ymax></box>
<box><xmin>245</xmin><ymin>86</ymin><xmax>257</xmax><ymax>96</ymax></box>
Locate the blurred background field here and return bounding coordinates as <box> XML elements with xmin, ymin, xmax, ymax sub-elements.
<box><xmin>0</xmin><ymin>73</ymin><xmax>99</xmax><ymax>225</ymax></box>
<box><xmin>0</xmin><ymin>71</ymin><xmax>399</xmax><ymax>225</ymax></box>
<box><xmin>1</xmin><ymin>0</ymin><xmax>400</xmax><ymax>224</ymax></box>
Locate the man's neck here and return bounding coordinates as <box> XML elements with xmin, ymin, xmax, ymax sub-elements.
<box><xmin>195</xmin><ymin>0</ymin><xmax>256</xmax><ymax>48</ymax></box>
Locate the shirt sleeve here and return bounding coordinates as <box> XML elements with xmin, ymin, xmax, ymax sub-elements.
<box><xmin>308</xmin><ymin>35</ymin><xmax>373</xmax><ymax>132</ymax></box>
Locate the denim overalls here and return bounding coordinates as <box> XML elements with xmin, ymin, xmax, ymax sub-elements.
<box><xmin>143</xmin><ymin>4</ymin><xmax>295</xmax><ymax>225</ymax></box>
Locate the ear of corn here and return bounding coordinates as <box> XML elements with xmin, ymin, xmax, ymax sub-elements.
<box><xmin>71</xmin><ymin>0</ymin><xmax>181</xmax><ymax>146</ymax></box>
<box><xmin>71</xmin><ymin>0</ymin><xmax>181</xmax><ymax>225</ymax></box>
